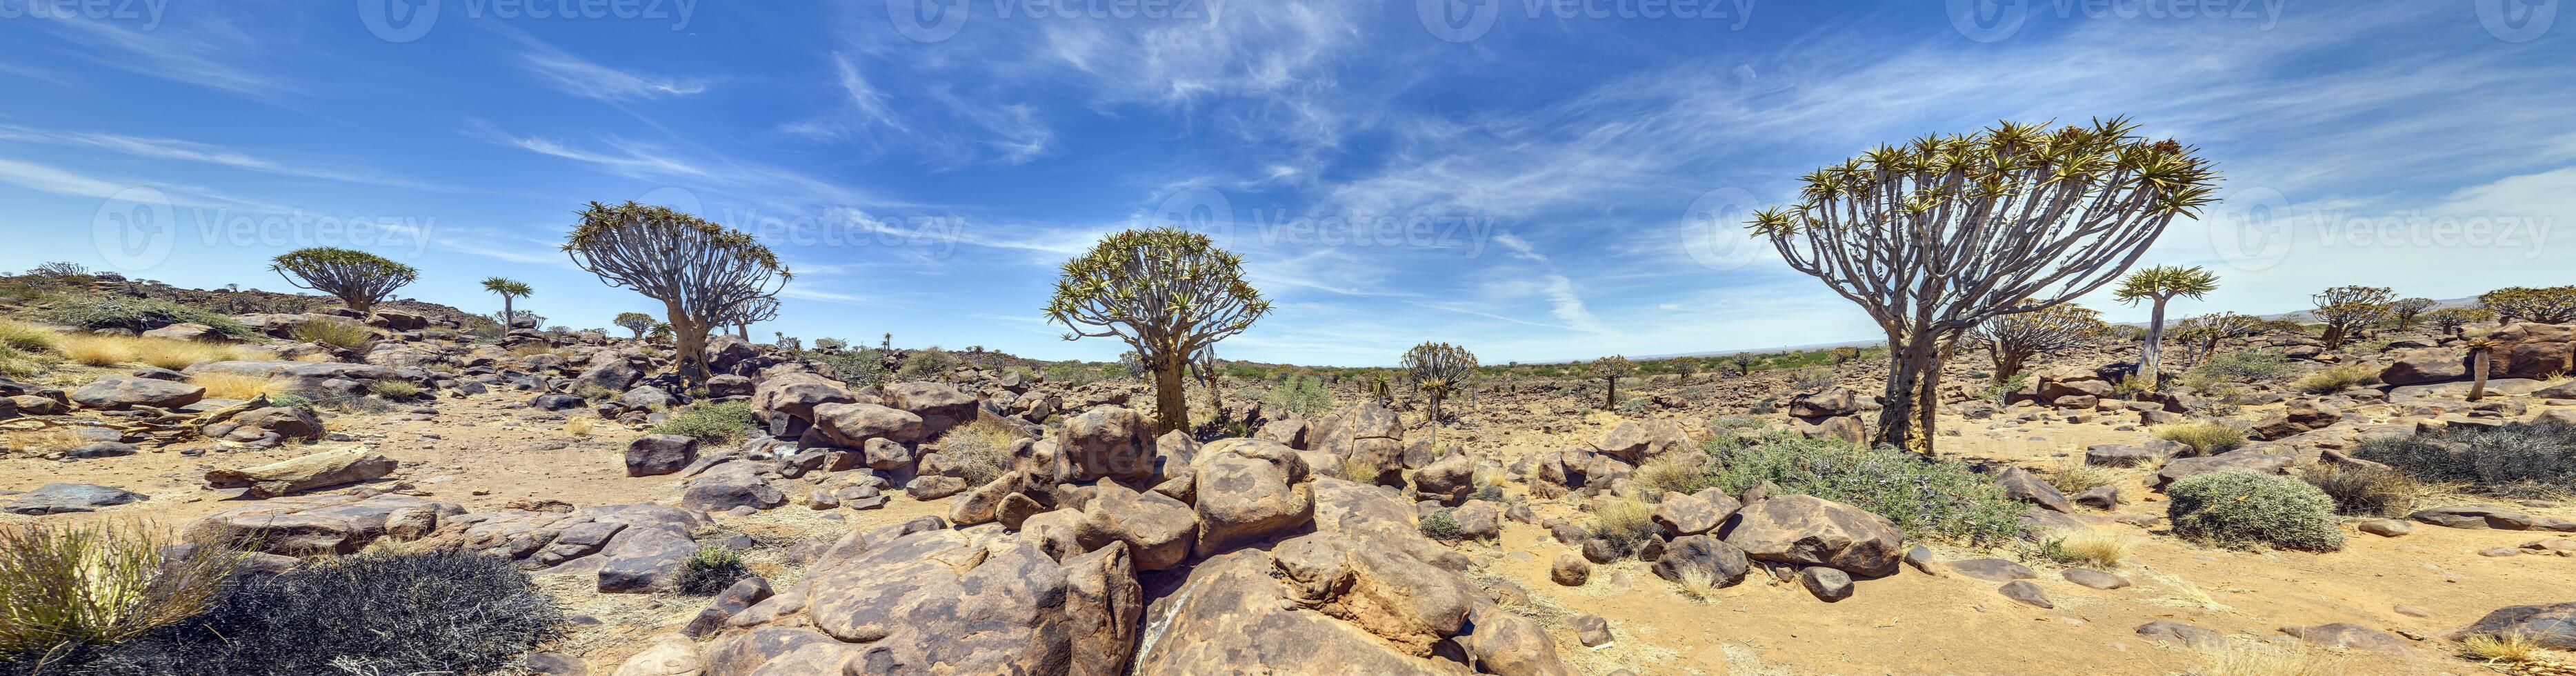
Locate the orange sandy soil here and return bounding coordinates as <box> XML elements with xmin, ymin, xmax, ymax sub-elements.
<box><xmin>6</xmin><ymin>384</ymin><xmax>2569</xmax><ymax>675</ymax></box>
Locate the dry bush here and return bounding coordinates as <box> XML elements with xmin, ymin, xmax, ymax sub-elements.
<box><xmin>1586</xmin><ymin>495</ymin><xmax>1660</xmax><ymax>559</ymax></box>
<box><xmin>1337</xmin><ymin>454</ymin><xmax>1386</xmax><ymax>484</ymax></box>
<box><xmin>0</xmin><ymin>319</ymin><xmax>63</xmax><ymax>354</ymax></box>
<box><xmin>2461</xmin><ymin>631</ymin><xmax>2548</xmax><ymax>664</ymax></box>
<box><xmin>2289</xmin><ymin>364</ymin><xmax>2379</xmax><ymax>395</ymax></box>
<box><xmin>563</xmin><ymin>417</ymin><xmax>595</xmax><ymax>437</ymax></box>
<box><xmin>366</xmin><ymin>379</ymin><xmax>422</xmax><ymax>400</ymax></box>
<box><xmin>2044</xmin><ymin>461</ymin><xmax>2118</xmax><ymax>495</ymax></box>
<box><xmin>2039</xmin><ymin>528</ymin><xmax>2130</xmax><ymax>569</ymax></box>
<box><xmin>2189</xmin><ymin>639</ymin><xmax>2347</xmax><ymax>676</ymax></box>
<box><xmin>190</xmin><ymin>372</ymin><xmax>282</xmax><ymax>401</ymax></box>
<box><xmin>1673</xmin><ymin>567</ymin><xmax>1726</xmax><ymax>603</ymax></box>
<box><xmin>288</xmin><ymin>319</ymin><xmax>375</xmax><ymax>352</ymax></box>
<box><xmin>2154</xmin><ymin>420</ymin><xmax>2249</xmax><ymax>455</ymax></box>
<box><xmin>0</xmin><ymin>521</ymin><xmax>241</xmax><ymax>663</ymax></box>
<box><xmin>935</xmin><ymin>416</ymin><xmax>1022</xmax><ymax>488</ymax></box>
<box><xmin>1631</xmin><ymin>453</ymin><xmax>1713</xmax><ymax>498</ymax></box>
<box><xmin>52</xmin><ymin>335</ymin><xmax>250</xmax><ymax>370</ymax></box>
<box><xmin>2298</xmin><ymin>464</ymin><xmax>2416</xmax><ymax>516</ymax></box>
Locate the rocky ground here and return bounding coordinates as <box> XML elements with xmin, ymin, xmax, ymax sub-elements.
<box><xmin>4</xmin><ymin>290</ymin><xmax>2574</xmax><ymax>675</ymax></box>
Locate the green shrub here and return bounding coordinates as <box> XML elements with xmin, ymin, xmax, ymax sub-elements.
<box><xmin>33</xmin><ymin>295</ymin><xmax>254</xmax><ymax>338</ymax></box>
<box><xmin>0</xmin><ymin>523</ymin><xmax>240</xmax><ymax>664</ymax></box>
<box><xmin>63</xmin><ymin>550</ymin><xmax>566</xmax><ymax>676</ymax></box>
<box><xmin>1705</xmin><ymin>433</ymin><xmax>2026</xmax><ymax>545</ymax></box>
<box><xmin>2298</xmin><ymin>464</ymin><xmax>2416</xmax><ymax>517</ymax></box>
<box><xmin>1418</xmin><ymin>509</ymin><xmax>1466</xmax><ymax>541</ymax></box>
<box><xmin>1261</xmin><ymin>375</ymin><xmax>1334</xmax><ymax>419</ymax></box>
<box><xmin>809</xmin><ymin>348</ymin><xmax>888</xmax><ymax>389</ymax></box>
<box><xmin>670</xmin><ymin>546</ymin><xmax>748</xmax><ymax>595</ymax></box>
<box><xmin>2166</xmin><ymin>472</ymin><xmax>2344</xmax><ymax>551</ymax></box>
<box><xmin>2186</xmin><ymin>349</ymin><xmax>2298</xmax><ymax>384</ymax></box>
<box><xmin>896</xmin><ymin>347</ymin><xmax>959</xmax><ymax>379</ymax></box>
<box><xmin>290</xmin><ymin>318</ymin><xmax>376</xmax><ymax>352</ymax></box>
<box><xmin>2353</xmin><ymin>420</ymin><xmax>2576</xmax><ymax>497</ymax></box>
<box><xmin>650</xmin><ymin>401</ymin><xmax>759</xmax><ymax>446</ymax></box>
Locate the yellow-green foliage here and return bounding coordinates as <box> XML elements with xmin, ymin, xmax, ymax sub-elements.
<box><xmin>2153</xmin><ymin>420</ymin><xmax>2248</xmax><ymax>455</ymax></box>
<box><xmin>935</xmin><ymin>416</ymin><xmax>1023</xmax><ymax>488</ymax></box>
<box><xmin>0</xmin><ymin>521</ymin><xmax>242</xmax><ymax>659</ymax></box>
<box><xmin>290</xmin><ymin>319</ymin><xmax>377</xmax><ymax>352</ymax></box>
<box><xmin>2288</xmin><ymin>364</ymin><xmax>2379</xmax><ymax>395</ymax></box>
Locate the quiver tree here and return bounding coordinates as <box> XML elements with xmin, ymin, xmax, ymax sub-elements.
<box><xmin>1044</xmin><ymin>228</ymin><xmax>1270</xmax><ymax>435</ymax></box>
<box><xmin>614</xmin><ymin>312</ymin><xmax>655</xmax><ymax>339</ymax></box>
<box><xmin>1188</xmin><ymin>346</ymin><xmax>1224</xmax><ymax>425</ymax></box>
<box><xmin>2389</xmin><ymin>297</ymin><xmax>2437</xmax><ymax>330</ymax></box>
<box><xmin>1730</xmin><ymin>353</ymin><xmax>1754</xmax><ymax>377</ymax></box>
<box><xmin>2310</xmin><ymin>286</ymin><xmax>2394</xmax><ymax>350</ymax></box>
<box><xmin>2479</xmin><ymin>286</ymin><xmax>2576</xmax><ymax>325</ymax></box>
<box><xmin>2424</xmin><ymin>307</ymin><xmax>2493</xmax><ymax>337</ymax></box>
<box><xmin>1590</xmin><ymin>355</ymin><xmax>1635</xmax><ymax>408</ymax></box>
<box><xmin>720</xmin><ymin>297</ymin><xmax>781</xmax><ymax>339</ymax></box>
<box><xmin>2111</xmin><ymin>265</ymin><xmax>2217</xmax><ymax>388</ymax></box>
<box><xmin>270</xmin><ymin>247</ymin><xmax>418</xmax><ymax>315</ymax></box>
<box><xmin>1669</xmin><ymin>357</ymin><xmax>1699</xmax><ymax>384</ymax></box>
<box><xmin>563</xmin><ymin>201</ymin><xmax>790</xmax><ymax>384</ymax></box>
<box><xmin>1401</xmin><ymin>341</ymin><xmax>1477</xmax><ymax>427</ymax></box>
<box><xmin>2168</xmin><ymin>311</ymin><xmax>2261</xmax><ymax>370</ymax></box>
<box><xmin>1751</xmin><ymin>118</ymin><xmax>2218</xmax><ymax>453</ymax></box>
<box><xmin>1966</xmin><ymin>300</ymin><xmax>2106</xmax><ymax>384</ymax></box>
<box><xmin>480</xmin><ymin>277</ymin><xmax>534</xmax><ymax>328</ymax></box>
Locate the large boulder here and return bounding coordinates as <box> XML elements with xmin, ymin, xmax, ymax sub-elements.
<box><xmin>1076</xmin><ymin>481</ymin><xmax>1199</xmax><ymax>571</ymax></box>
<box><xmin>572</xmin><ymin>358</ymin><xmax>643</xmax><ymax>394</ymax></box>
<box><xmin>188</xmin><ymin>493</ymin><xmax>462</xmax><ymax>555</ymax></box>
<box><xmin>1786</xmin><ymin>387</ymin><xmax>1860</xmax><ymax>418</ymax></box>
<box><xmin>1191</xmin><ymin>438</ymin><xmax>1315</xmax><ymax>557</ymax></box>
<box><xmin>750</xmin><ymin>372</ymin><xmax>856</xmax><ymax>428</ymax></box>
<box><xmin>70</xmin><ymin>376</ymin><xmax>205</xmax><ymax>410</ymax></box>
<box><xmin>204</xmin><ymin>448</ymin><xmax>397</xmax><ymax>498</ymax></box>
<box><xmin>793</xmin><ymin>530</ymin><xmax>1139</xmax><ymax>675</ymax></box>
<box><xmin>1651</xmin><ymin>534</ymin><xmax>1749</xmax><ymax>588</ymax></box>
<box><xmin>811</xmin><ymin>402</ymin><xmax>923</xmax><ymax>447</ymax></box>
<box><xmin>680</xmin><ymin>465</ymin><xmax>787</xmax><ymax>512</ymax></box>
<box><xmin>626</xmin><ymin>434</ymin><xmax>700</xmax><ymax>477</ymax></box>
<box><xmin>1592</xmin><ymin>419</ymin><xmax>1688</xmax><ymax>464</ymax></box>
<box><xmin>881</xmin><ymin>381</ymin><xmax>977</xmax><ymax>438</ymax></box>
<box><xmin>1993</xmin><ymin>467</ymin><xmax>2074</xmax><ymax>513</ymax></box>
<box><xmin>2250</xmin><ymin>399</ymin><xmax>2342</xmax><ymax>441</ymax></box>
<box><xmin>1137</xmin><ymin>532</ymin><xmax>1526</xmax><ymax>675</ymax></box>
<box><xmin>2379</xmin><ymin>347</ymin><xmax>2468</xmax><ymax>386</ymax></box>
<box><xmin>1720</xmin><ymin>495</ymin><xmax>1904</xmax><ymax>577</ymax></box>
<box><xmin>2487</xmin><ymin>322</ymin><xmax>2576</xmax><ymax>380</ymax></box>
<box><xmin>1059</xmin><ymin>406</ymin><xmax>1152</xmax><ymax>483</ymax></box>
<box><xmin>2459</xmin><ymin>602</ymin><xmax>2576</xmax><ymax>650</ymax></box>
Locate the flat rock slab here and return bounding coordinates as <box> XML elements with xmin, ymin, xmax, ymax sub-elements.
<box><xmin>205</xmin><ymin>447</ymin><xmax>397</xmax><ymax>498</ymax></box>
<box><xmin>1946</xmin><ymin>558</ymin><xmax>2037</xmax><ymax>582</ymax></box>
<box><xmin>3</xmin><ymin>483</ymin><xmax>148</xmax><ymax>515</ymax></box>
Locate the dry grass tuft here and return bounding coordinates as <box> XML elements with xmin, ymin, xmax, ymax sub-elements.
<box><xmin>190</xmin><ymin>372</ymin><xmax>283</xmax><ymax>401</ymax></box>
<box><xmin>52</xmin><ymin>334</ymin><xmax>254</xmax><ymax>370</ymax></box>
<box><xmin>0</xmin><ymin>521</ymin><xmax>243</xmax><ymax>659</ymax></box>
<box><xmin>2045</xmin><ymin>459</ymin><xmax>2118</xmax><ymax>495</ymax></box>
<box><xmin>1338</xmin><ymin>453</ymin><xmax>1386</xmax><ymax>484</ymax></box>
<box><xmin>2462</xmin><ymin>631</ymin><xmax>2550</xmax><ymax>664</ymax></box>
<box><xmin>2155</xmin><ymin>419</ymin><xmax>2250</xmax><ymax>455</ymax></box>
<box><xmin>1673</xmin><ymin>566</ymin><xmax>1726</xmax><ymax>603</ymax></box>
<box><xmin>563</xmin><ymin>417</ymin><xmax>595</xmax><ymax>437</ymax></box>
<box><xmin>935</xmin><ymin>416</ymin><xmax>1023</xmax><ymax>488</ymax></box>
<box><xmin>2048</xmin><ymin>528</ymin><xmax>2132</xmax><ymax>569</ymax></box>
<box><xmin>2189</xmin><ymin>639</ymin><xmax>2348</xmax><ymax>676</ymax></box>
<box><xmin>1631</xmin><ymin>453</ymin><xmax>1713</xmax><ymax>498</ymax></box>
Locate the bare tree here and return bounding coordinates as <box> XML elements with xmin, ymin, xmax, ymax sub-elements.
<box><xmin>2112</xmin><ymin>265</ymin><xmax>2217</xmax><ymax>388</ymax></box>
<box><xmin>2478</xmin><ymin>286</ymin><xmax>2576</xmax><ymax>325</ymax></box>
<box><xmin>2424</xmin><ymin>307</ymin><xmax>2493</xmax><ymax>337</ymax></box>
<box><xmin>270</xmin><ymin>247</ymin><xmax>418</xmax><ymax>315</ymax></box>
<box><xmin>613</xmin><ymin>312</ymin><xmax>655</xmax><ymax>339</ymax></box>
<box><xmin>564</xmin><ymin>201</ymin><xmax>790</xmax><ymax>384</ymax></box>
<box><xmin>2311</xmin><ymin>286</ymin><xmax>2393</xmax><ymax>350</ymax></box>
<box><xmin>721</xmin><ymin>296</ymin><xmax>781</xmax><ymax>339</ymax></box>
<box><xmin>1730</xmin><ymin>353</ymin><xmax>1754</xmax><ymax>377</ymax></box>
<box><xmin>2167</xmin><ymin>311</ymin><xmax>2261</xmax><ymax>371</ymax></box>
<box><xmin>1590</xmin><ymin>355</ymin><xmax>1635</xmax><ymax>409</ymax></box>
<box><xmin>1045</xmin><ymin>228</ymin><xmax>1270</xmax><ymax>434</ymax></box>
<box><xmin>1966</xmin><ymin>300</ymin><xmax>2106</xmax><ymax>384</ymax></box>
<box><xmin>1752</xmin><ymin>119</ymin><xmax>2219</xmax><ymax>453</ymax></box>
<box><xmin>1401</xmin><ymin>341</ymin><xmax>1477</xmax><ymax>428</ymax></box>
<box><xmin>2388</xmin><ymin>297</ymin><xmax>2437</xmax><ymax>330</ymax></box>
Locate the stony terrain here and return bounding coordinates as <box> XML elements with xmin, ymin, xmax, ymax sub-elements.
<box><xmin>4</xmin><ymin>281</ymin><xmax>2574</xmax><ymax>675</ymax></box>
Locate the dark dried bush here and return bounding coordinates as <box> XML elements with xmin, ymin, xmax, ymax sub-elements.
<box><xmin>2353</xmin><ymin>420</ymin><xmax>2576</xmax><ymax>497</ymax></box>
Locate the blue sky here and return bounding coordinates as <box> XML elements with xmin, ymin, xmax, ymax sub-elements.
<box><xmin>1</xmin><ymin>1</ymin><xmax>2569</xmax><ymax>365</ymax></box>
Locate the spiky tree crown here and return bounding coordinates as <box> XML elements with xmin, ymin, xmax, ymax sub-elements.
<box><xmin>2113</xmin><ymin>265</ymin><xmax>2218</xmax><ymax>304</ymax></box>
<box><xmin>2310</xmin><ymin>286</ymin><xmax>2395</xmax><ymax>326</ymax></box>
<box><xmin>270</xmin><ymin>247</ymin><xmax>418</xmax><ymax>311</ymax></box>
<box><xmin>1969</xmin><ymin>299</ymin><xmax>2107</xmax><ymax>355</ymax></box>
<box><xmin>563</xmin><ymin>201</ymin><xmax>789</xmax><ymax>328</ymax></box>
<box><xmin>2424</xmin><ymin>307</ymin><xmax>2494</xmax><ymax>332</ymax></box>
<box><xmin>2478</xmin><ymin>286</ymin><xmax>2576</xmax><ymax>324</ymax></box>
<box><xmin>481</xmin><ymin>277</ymin><xmax>533</xmax><ymax>297</ymax></box>
<box><xmin>1044</xmin><ymin>228</ymin><xmax>1270</xmax><ymax>358</ymax></box>
<box><xmin>1401</xmin><ymin>341</ymin><xmax>1478</xmax><ymax>397</ymax></box>
<box><xmin>1590</xmin><ymin>355</ymin><xmax>1635</xmax><ymax>379</ymax></box>
<box><xmin>1746</xmin><ymin>118</ymin><xmax>2219</xmax><ymax>335</ymax></box>
<box><xmin>612</xmin><ymin>312</ymin><xmax>655</xmax><ymax>332</ymax></box>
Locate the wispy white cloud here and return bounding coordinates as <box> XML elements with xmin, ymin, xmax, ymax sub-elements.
<box><xmin>499</xmin><ymin>28</ymin><xmax>709</xmax><ymax>101</ymax></box>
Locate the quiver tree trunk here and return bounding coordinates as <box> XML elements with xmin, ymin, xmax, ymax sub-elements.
<box><xmin>1876</xmin><ymin>333</ymin><xmax>1943</xmax><ymax>453</ymax></box>
<box><xmin>1152</xmin><ymin>351</ymin><xmax>1190</xmax><ymax>435</ymax></box>
<box><xmin>2138</xmin><ymin>297</ymin><xmax>2169</xmax><ymax>388</ymax></box>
